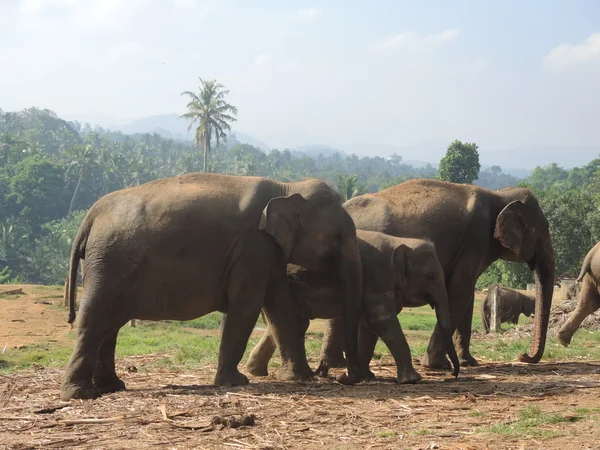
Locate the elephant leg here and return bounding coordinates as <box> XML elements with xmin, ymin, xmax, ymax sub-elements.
<box><xmin>358</xmin><ymin>320</ymin><xmax>378</xmax><ymax>380</ymax></box>
<box><xmin>246</xmin><ymin>312</ymin><xmax>310</xmax><ymax>377</ymax></box>
<box><xmin>421</xmin><ymin>271</ymin><xmax>476</xmax><ymax>370</ymax></box>
<box><xmin>365</xmin><ymin>313</ymin><xmax>421</xmax><ymax>384</ymax></box>
<box><xmin>318</xmin><ymin>317</ymin><xmax>347</xmax><ymax>369</ymax></box>
<box><xmin>93</xmin><ymin>329</ymin><xmax>126</xmax><ymax>394</ymax></box>
<box><xmin>482</xmin><ymin>309</ymin><xmax>490</xmax><ymax>334</ymax></box>
<box><xmin>262</xmin><ymin>277</ymin><xmax>313</xmax><ymax>382</ymax></box>
<box><xmin>454</xmin><ymin>298</ymin><xmax>479</xmax><ymax>367</ymax></box>
<box><xmin>558</xmin><ymin>281</ymin><xmax>600</xmax><ymax>347</ymax></box>
<box><xmin>61</xmin><ymin>287</ymin><xmax>130</xmax><ymax>401</ymax></box>
<box><xmin>245</xmin><ymin>313</ymin><xmax>276</xmax><ymax>377</ymax></box>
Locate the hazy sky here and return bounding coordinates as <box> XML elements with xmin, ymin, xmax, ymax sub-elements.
<box><xmin>1</xmin><ymin>0</ymin><xmax>600</xmax><ymax>157</ymax></box>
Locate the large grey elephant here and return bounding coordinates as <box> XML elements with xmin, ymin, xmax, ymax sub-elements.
<box><xmin>320</xmin><ymin>179</ymin><xmax>556</xmax><ymax>370</ymax></box>
<box><xmin>558</xmin><ymin>241</ymin><xmax>600</xmax><ymax>346</ymax></box>
<box><xmin>245</xmin><ymin>230</ymin><xmax>460</xmax><ymax>383</ymax></box>
<box><xmin>60</xmin><ymin>173</ymin><xmax>363</xmax><ymax>401</ymax></box>
<box><xmin>480</xmin><ymin>285</ymin><xmax>535</xmax><ymax>333</ymax></box>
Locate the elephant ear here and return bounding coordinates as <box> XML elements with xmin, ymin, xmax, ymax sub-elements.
<box><xmin>494</xmin><ymin>200</ymin><xmax>535</xmax><ymax>261</ymax></box>
<box><xmin>258</xmin><ymin>193</ymin><xmax>307</xmax><ymax>261</ymax></box>
<box><xmin>391</xmin><ymin>244</ymin><xmax>412</xmax><ymax>287</ymax></box>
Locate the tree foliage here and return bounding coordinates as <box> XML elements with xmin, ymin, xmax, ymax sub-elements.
<box><xmin>438</xmin><ymin>140</ymin><xmax>481</xmax><ymax>184</ymax></box>
<box><xmin>1</xmin><ymin>106</ymin><xmax>594</xmax><ymax>289</ymax></box>
<box><xmin>180</xmin><ymin>78</ymin><xmax>238</xmax><ymax>172</ymax></box>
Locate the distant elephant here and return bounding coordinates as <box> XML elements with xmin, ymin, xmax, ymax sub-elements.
<box><xmin>60</xmin><ymin>173</ymin><xmax>363</xmax><ymax>401</ymax></box>
<box><xmin>245</xmin><ymin>230</ymin><xmax>460</xmax><ymax>383</ymax></box>
<box><xmin>480</xmin><ymin>285</ymin><xmax>535</xmax><ymax>334</ymax></box>
<box><xmin>558</xmin><ymin>242</ymin><xmax>600</xmax><ymax>346</ymax></box>
<box><xmin>320</xmin><ymin>179</ymin><xmax>555</xmax><ymax>370</ymax></box>
<box><xmin>564</xmin><ymin>282</ymin><xmax>579</xmax><ymax>300</ymax></box>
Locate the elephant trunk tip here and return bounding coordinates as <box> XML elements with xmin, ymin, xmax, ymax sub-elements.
<box><xmin>452</xmin><ymin>363</ymin><xmax>459</xmax><ymax>378</ymax></box>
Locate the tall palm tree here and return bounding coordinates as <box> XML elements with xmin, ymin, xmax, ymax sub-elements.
<box><xmin>180</xmin><ymin>78</ymin><xmax>238</xmax><ymax>172</ymax></box>
<box><xmin>336</xmin><ymin>174</ymin><xmax>364</xmax><ymax>202</ymax></box>
<box><xmin>64</xmin><ymin>144</ymin><xmax>100</xmax><ymax>216</ymax></box>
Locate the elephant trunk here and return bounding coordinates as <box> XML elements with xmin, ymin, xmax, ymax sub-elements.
<box><xmin>435</xmin><ymin>294</ymin><xmax>460</xmax><ymax>378</ymax></box>
<box><xmin>335</xmin><ymin>238</ymin><xmax>363</xmax><ymax>384</ymax></box>
<box><xmin>518</xmin><ymin>232</ymin><xmax>555</xmax><ymax>363</ymax></box>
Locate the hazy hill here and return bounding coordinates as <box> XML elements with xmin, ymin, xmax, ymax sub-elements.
<box><xmin>65</xmin><ymin>112</ymin><xmax>598</xmax><ymax>172</ymax></box>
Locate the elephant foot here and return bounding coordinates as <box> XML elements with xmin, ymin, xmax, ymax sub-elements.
<box><xmin>314</xmin><ymin>360</ymin><xmax>329</xmax><ymax>378</ymax></box>
<box><xmin>557</xmin><ymin>328</ymin><xmax>573</xmax><ymax>347</ymax></box>
<box><xmin>61</xmin><ymin>380</ymin><xmax>101</xmax><ymax>401</ymax></box>
<box><xmin>275</xmin><ymin>363</ymin><xmax>314</xmax><ymax>382</ymax></box>
<box><xmin>245</xmin><ymin>359</ymin><xmax>269</xmax><ymax>377</ymax></box>
<box><xmin>319</xmin><ymin>351</ymin><xmax>347</xmax><ymax>369</ymax></box>
<box><xmin>459</xmin><ymin>354</ymin><xmax>479</xmax><ymax>367</ymax></box>
<box><xmin>397</xmin><ymin>367</ymin><xmax>422</xmax><ymax>384</ymax></box>
<box><xmin>363</xmin><ymin>369</ymin><xmax>376</xmax><ymax>381</ymax></box>
<box><xmin>94</xmin><ymin>375</ymin><xmax>126</xmax><ymax>394</ymax></box>
<box><xmin>420</xmin><ymin>352</ymin><xmax>451</xmax><ymax>370</ymax></box>
<box><xmin>214</xmin><ymin>369</ymin><xmax>249</xmax><ymax>387</ymax></box>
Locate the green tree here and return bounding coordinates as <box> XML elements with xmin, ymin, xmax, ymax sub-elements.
<box><xmin>180</xmin><ymin>78</ymin><xmax>238</xmax><ymax>172</ymax></box>
<box><xmin>336</xmin><ymin>174</ymin><xmax>365</xmax><ymax>202</ymax></box>
<box><xmin>7</xmin><ymin>155</ymin><xmax>68</xmax><ymax>231</ymax></box>
<box><xmin>438</xmin><ymin>140</ymin><xmax>481</xmax><ymax>184</ymax></box>
<box><xmin>64</xmin><ymin>144</ymin><xmax>100</xmax><ymax>216</ymax></box>
<box><xmin>527</xmin><ymin>163</ymin><xmax>569</xmax><ymax>191</ymax></box>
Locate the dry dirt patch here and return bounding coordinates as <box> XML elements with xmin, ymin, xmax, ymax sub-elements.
<box><xmin>0</xmin><ymin>285</ymin><xmax>77</xmax><ymax>349</ymax></box>
<box><xmin>2</xmin><ymin>360</ymin><xmax>600</xmax><ymax>449</ymax></box>
<box><xmin>2</xmin><ymin>285</ymin><xmax>600</xmax><ymax>449</ymax></box>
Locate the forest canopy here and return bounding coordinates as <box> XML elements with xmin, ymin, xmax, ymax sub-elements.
<box><xmin>1</xmin><ymin>107</ymin><xmax>599</xmax><ymax>288</ymax></box>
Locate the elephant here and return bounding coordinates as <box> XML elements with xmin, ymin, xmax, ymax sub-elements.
<box><xmin>558</xmin><ymin>242</ymin><xmax>600</xmax><ymax>346</ymax></box>
<box><xmin>480</xmin><ymin>285</ymin><xmax>535</xmax><ymax>334</ymax></box>
<box><xmin>245</xmin><ymin>230</ymin><xmax>460</xmax><ymax>383</ymax></box>
<box><xmin>319</xmin><ymin>179</ymin><xmax>556</xmax><ymax>370</ymax></box>
<box><xmin>564</xmin><ymin>282</ymin><xmax>579</xmax><ymax>300</ymax></box>
<box><xmin>60</xmin><ymin>172</ymin><xmax>363</xmax><ymax>401</ymax></box>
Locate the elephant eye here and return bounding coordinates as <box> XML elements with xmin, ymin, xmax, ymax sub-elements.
<box><xmin>426</xmin><ymin>273</ymin><xmax>436</xmax><ymax>280</ymax></box>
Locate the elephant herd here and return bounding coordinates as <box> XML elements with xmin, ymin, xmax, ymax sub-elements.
<box><xmin>60</xmin><ymin>172</ymin><xmax>561</xmax><ymax>401</ymax></box>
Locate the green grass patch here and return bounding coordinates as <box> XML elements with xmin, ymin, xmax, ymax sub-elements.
<box><xmin>375</xmin><ymin>430</ymin><xmax>397</xmax><ymax>438</ymax></box>
<box><xmin>413</xmin><ymin>428</ymin><xmax>430</xmax><ymax>436</ymax></box>
<box><xmin>0</xmin><ymin>342</ymin><xmax>74</xmax><ymax>371</ymax></box>
<box><xmin>481</xmin><ymin>405</ymin><xmax>579</xmax><ymax>439</ymax></box>
<box><xmin>4</xmin><ymin>292</ymin><xmax>600</xmax><ymax>376</ymax></box>
<box><xmin>399</xmin><ymin>310</ymin><xmax>437</xmax><ymax>331</ymax></box>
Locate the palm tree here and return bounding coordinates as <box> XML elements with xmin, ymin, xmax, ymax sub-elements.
<box><xmin>336</xmin><ymin>174</ymin><xmax>364</xmax><ymax>202</ymax></box>
<box><xmin>180</xmin><ymin>78</ymin><xmax>238</xmax><ymax>172</ymax></box>
<box><xmin>64</xmin><ymin>144</ymin><xmax>100</xmax><ymax>216</ymax></box>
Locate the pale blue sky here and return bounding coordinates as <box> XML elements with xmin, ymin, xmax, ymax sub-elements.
<box><xmin>1</xmin><ymin>0</ymin><xmax>599</xmax><ymax>164</ymax></box>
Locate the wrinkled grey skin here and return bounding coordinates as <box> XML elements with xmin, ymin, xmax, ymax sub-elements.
<box><xmin>480</xmin><ymin>285</ymin><xmax>535</xmax><ymax>334</ymax></box>
<box><xmin>558</xmin><ymin>242</ymin><xmax>600</xmax><ymax>346</ymax></box>
<box><xmin>60</xmin><ymin>173</ymin><xmax>363</xmax><ymax>401</ymax></box>
<box><xmin>321</xmin><ymin>179</ymin><xmax>556</xmax><ymax>370</ymax></box>
<box><xmin>245</xmin><ymin>230</ymin><xmax>459</xmax><ymax>383</ymax></box>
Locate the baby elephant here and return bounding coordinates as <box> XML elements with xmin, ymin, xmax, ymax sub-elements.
<box><xmin>246</xmin><ymin>230</ymin><xmax>459</xmax><ymax>384</ymax></box>
<box><xmin>480</xmin><ymin>285</ymin><xmax>535</xmax><ymax>334</ymax></box>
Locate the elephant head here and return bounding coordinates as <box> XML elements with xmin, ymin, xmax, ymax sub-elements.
<box><xmin>259</xmin><ymin>184</ymin><xmax>363</xmax><ymax>383</ymax></box>
<box><xmin>392</xmin><ymin>242</ymin><xmax>460</xmax><ymax>377</ymax></box>
<box><xmin>494</xmin><ymin>189</ymin><xmax>556</xmax><ymax>363</ymax></box>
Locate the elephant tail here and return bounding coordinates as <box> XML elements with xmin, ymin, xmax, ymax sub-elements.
<box><xmin>66</xmin><ymin>219</ymin><xmax>90</xmax><ymax>326</ymax></box>
<box><xmin>576</xmin><ymin>251</ymin><xmax>593</xmax><ymax>283</ymax></box>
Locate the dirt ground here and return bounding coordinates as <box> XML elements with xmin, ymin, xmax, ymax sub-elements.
<box><xmin>2</xmin><ymin>286</ymin><xmax>600</xmax><ymax>449</ymax></box>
